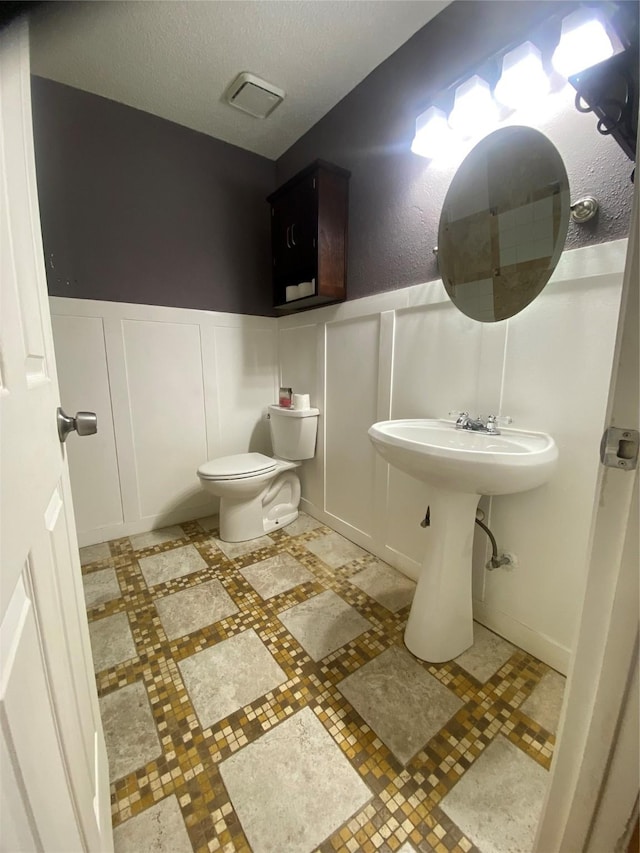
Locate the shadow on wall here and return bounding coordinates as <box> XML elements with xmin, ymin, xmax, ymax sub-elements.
<box><xmin>248</xmin><ymin>415</ymin><xmax>272</xmax><ymax>456</ymax></box>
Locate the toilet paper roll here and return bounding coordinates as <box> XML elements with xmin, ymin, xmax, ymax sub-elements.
<box><xmin>293</xmin><ymin>393</ymin><xmax>311</xmax><ymax>410</ymax></box>
<box><xmin>298</xmin><ymin>281</ymin><xmax>314</xmax><ymax>298</ymax></box>
<box><xmin>285</xmin><ymin>285</ymin><xmax>300</xmax><ymax>302</ymax></box>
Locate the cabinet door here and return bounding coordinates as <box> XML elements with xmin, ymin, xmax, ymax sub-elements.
<box><xmin>272</xmin><ymin>177</ymin><xmax>317</xmax><ymax>281</ymax></box>
<box><xmin>287</xmin><ymin>175</ymin><xmax>317</xmax><ymax>276</ymax></box>
<box><xmin>271</xmin><ymin>193</ymin><xmax>297</xmax><ymax>279</ymax></box>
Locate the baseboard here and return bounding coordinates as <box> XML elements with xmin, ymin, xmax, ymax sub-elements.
<box><xmin>472</xmin><ymin>599</ymin><xmax>571</xmax><ymax>674</ymax></box>
<box><xmin>76</xmin><ymin>500</ymin><xmax>219</xmax><ymax>547</ymax></box>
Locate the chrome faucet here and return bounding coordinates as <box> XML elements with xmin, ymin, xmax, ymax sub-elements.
<box><xmin>449</xmin><ymin>412</ymin><xmax>512</xmax><ymax>435</ymax></box>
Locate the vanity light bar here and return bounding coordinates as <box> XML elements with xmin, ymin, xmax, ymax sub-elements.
<box><xmin>411</xmin><ymin>10</ymin><xmax>616</xmax><ymax>161</ymax></box>
<box><xmin>410</xmin><ymin>106</ymin><xmax>454</xmax><ymax>160</ymax></box>
<box><xmin>552</xmin><ymin>9</ymin><xmax>614</xmax><ymax>78</ymax></box>
<box><xmin>494</xmin><ymin>42</ymin><xmax>549</xmax><ymax>110</ymax></box>
<box><xmin>448</xmin><ymin>75</ymin><xmax>499</xmax><ymax>139</ymax></box>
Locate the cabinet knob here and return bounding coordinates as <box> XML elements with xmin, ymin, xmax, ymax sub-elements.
<box><xmin>290</xmin><ymin>223</ymin><xmax>296</xmax><ymax>246</ymax></box>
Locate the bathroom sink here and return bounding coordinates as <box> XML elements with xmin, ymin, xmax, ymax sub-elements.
<box><xmin>368</xmin><ymin>419</ymin><xmax>558</xmax><ymax>495</ymax></box>
<box><xmin>368</xmin><ymin>418</ymin><xmax>558</xmax><ymax>664</ymax></box>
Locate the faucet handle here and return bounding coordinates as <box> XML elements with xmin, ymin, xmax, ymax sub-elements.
<box><xmin>486</xmin><ymin>414</ymin><xmax>513</xmax><ymax>431</ymax></box>
<box><xmin>448</xmin><ymin>410</ymin><xmax>469</xmax><ymax>421</ymax></box>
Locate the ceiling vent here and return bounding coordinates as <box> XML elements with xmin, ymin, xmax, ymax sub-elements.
<box><xmin>223</xmin><ymin>72</ymin><xmax>285</xmax><ymax>119</ymax></box>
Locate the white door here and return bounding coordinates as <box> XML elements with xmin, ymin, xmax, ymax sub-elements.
<box><xmin>534</xmin><ymin>161</ymin><xmax>639</xmax><ymax>849</ymax></box>
<box><xmin>0</xmin><ymin>20</ymin><xmax>112</xmax><ymax>853</ymax></box>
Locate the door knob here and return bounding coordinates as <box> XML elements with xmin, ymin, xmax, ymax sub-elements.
<box><xmin>57</xmin><ymin>407</ymin><xmax>98</xmax><ymax>443</ymax></box>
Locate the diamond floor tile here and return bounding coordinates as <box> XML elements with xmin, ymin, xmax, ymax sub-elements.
<box><xmin>349</xmin><ymin>558</ymin><xmax>416</xmax><ymax>612</ymax></box>
<box><xmin>89</xmin><ymin>612</ymin><xmax>136</xmax><ymax>672</ymax></box>
<box><xmin>100</xmin><ymin>682</ymin><xmax>161</xmax><ymax>782</ymax></box>
<box><xmin>440</xmin><ymin>735</ymin><xmax>548</xmax><ymax>853</ymax></box>
<box><xmin>79</xmin><ymin>541</ymin><xmax>111</xmax><ymax>565</ymax></box>
<box><xmin>240</xmin><ymin>552</ymin><xmax>313</xmax><ymax>599</ymax></box>
<box><xmin>282</xmin><ymin>511</ymin><xmax>323</xmax><ymax>536</ymax></box>
<box><xmin>214</xmin><ymin>535</ymin><xmax>274</xmax><ymax>559</ymax></box>
<box><xmin>178</xmin><ymin>628</ymin><xmax>287</xmax><ymax>729</ymax></box>
<box><xmin>155</xmin><ymin>578</ymin><xmax>238</xmax><ymax>640</ymax></box>
<box><xmin>520</xmin><ymin>669</ymin><xmax>566</xmax><ymax>732</ymax></box>
<box><xmin>220</xmin><ymin>707</ymin><xmax>371</xmax><ymax>853</ymax></box>
<box><xmin>455</xmin><ymin>623</ymin><xmax>515</xmax><ymax>682</ymax></box>
<box><xmin>278</xmin><ymin>589</ymin><xmax>372</xmax><ymax>660</ymax></box>
<box><xmin>338</xmin><ymin>645</ymin><xmax>464</xmax><ymax>764</ymax></box>
<box><xmin>138</xmin><ymin>543</ymin><xmax>207</xmax><ymax>587</ymax></box>
<box><xmin>305</xmin><ymin>531</ymin><xmax>368</xmax><ymax>567</ymax></box>
<box><xmin>114</xmin><ymin>794</ymin><xmax>192</xmax><ymax>853</ymax></box>
<box><xmin>83</xmin><ymin>567</ymin><xmax>121</xmax><ymax>608</ymax></box>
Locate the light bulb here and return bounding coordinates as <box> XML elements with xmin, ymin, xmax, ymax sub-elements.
<box><xmin>448</xmin><ymin>75</ymin><xmax>499</xmax><ymax>139</ymax></box>
<box><xmin>410</xmin><ymin>106</ymin><xmax>455</xmax><ymax>160</ymax></box>
<box><xmin>495</xmin><ymin>42</ymin><xmax>550</xmax><ymax>110</ymax></box>
<box><xmin>552</xmin><ymin>11</ymin><xmax>614</xmax><ymax>78</ymax></box>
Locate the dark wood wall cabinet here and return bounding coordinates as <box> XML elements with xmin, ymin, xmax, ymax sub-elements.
<box><xmin>268</xmin><ymin>160</ymin><xmax>350</xmax><ymax>314</ymax></box>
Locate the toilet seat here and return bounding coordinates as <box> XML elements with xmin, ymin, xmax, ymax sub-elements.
<box><xmin>197</xmin><ymin>452</ymin><xmax>277</xmax><ymax>481</ymax></box>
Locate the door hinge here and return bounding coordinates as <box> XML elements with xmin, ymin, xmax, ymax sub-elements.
<box><xmin>600</xmin><ymin>427</ymin><xmax>639</xmax><ymax>471</ymax></box>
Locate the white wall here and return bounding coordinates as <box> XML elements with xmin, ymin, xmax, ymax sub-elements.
<box><xmin>278</xmin><ymin>241</ymin><xmax>627</xmax><ymax>673</ymax></box>
<box><xmin>50</xmin><ymin>298</ymin><xmax>278</xmax><ymax>547</ymax></box>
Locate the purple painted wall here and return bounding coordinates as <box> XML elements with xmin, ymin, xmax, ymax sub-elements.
<box><xmin>276</xmin><ymin>1</ymin><xmax>635</xmax><ymax>302</ymax></box>
<box><xmin>31</xmin><ymin>76</ymin><xmax>276</xmax><ymax>316</ymax></box>
<box><xmin>32</xmin><ymin>2</ymin><xmax>634</xmax><ymax>314</ymax></box>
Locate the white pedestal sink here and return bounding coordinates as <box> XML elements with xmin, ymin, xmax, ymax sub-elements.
<box><xmin>368</xmin><ymin>419</ymin><xmax>558</xmax><ymax>663</ymax></box>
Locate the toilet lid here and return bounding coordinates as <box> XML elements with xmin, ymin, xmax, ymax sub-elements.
<box><xmin>198</xmin><ymin>452</ymin><xmax>277</xmax><ymax>480</ymax></box>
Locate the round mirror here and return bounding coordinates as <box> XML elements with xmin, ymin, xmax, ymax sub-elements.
<box><xmin>437</xmin><ymin>126</ymin><xmax>570</xmax><ymax>322</ymax></box>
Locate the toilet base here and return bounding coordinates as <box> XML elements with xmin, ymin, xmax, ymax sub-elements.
<box><xmin>219</xmin><ymin>493</ymin><xmax>266</xmax><ymax>542</ymax></box>
<box><xmin>218</xmin><ymin>469</ymin><xmax>301</xmax><ymax>543</ymax></box>
<box><xmin>265</xmin><ymin>508</ymin><xmax>298</xmax><ymax>534</ymax></box>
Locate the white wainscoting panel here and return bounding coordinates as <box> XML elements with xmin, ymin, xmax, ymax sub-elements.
<box><xmin>278</xmin><ymin>323</ymin><xmax>322</xmax><ymax>509</ymax></box>
<box><xmin>50</xmin><ymin>299</ymin><xmax>278</xmax><ymax>546</ymax></box>
<box><xmin>384</xmin><ymin>469</ymin><xmax>430</xmax><ymax>574</ymax></box>
<box><xmin>122</xmin><ymin>319</ymin><xmax>207</xmax><ymax>520</ymax></box>
<box><xmin>51</xmin><ymin>314</ymin><xmax>123</xmax><ymax>534</ymax></box>
<box><xmin>213</xmin><ymin>326</ymin><xmax>278</xmax><ymax>458</ymax></box>
<box><xmin>277</xmin><ymin>240</ymin><xmax>628</xmax><ymax>673</ymax></box>
<box><xmin>325</xmin><ymin>315</ymin><xmax>380</xmax><ymax>539</ymax></box>
<box><xmin>392</xmin><ymin>301</ymin><xmax>483</xmax><ymax>419</ymax></box>
<box><xmin>278</xmin><ymin>324</ymin><xmax>318</xmax><ymax>396</ymax></box>
<box><xmin>487</xmin><ymin>270</ymin><xmax>624</xmax><ymax>656</ymax></box>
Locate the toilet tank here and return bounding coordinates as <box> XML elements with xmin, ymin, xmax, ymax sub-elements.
<box><xmin>268</xmin><ymin>405</ymin><xmax>319</xmax><ymax>460</ymax></box>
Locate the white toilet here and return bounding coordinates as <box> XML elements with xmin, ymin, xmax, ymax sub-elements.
<box><xmin>197</xmin><ymin>405</ymin><xmax>320</xmax><ymax>542</ymax></box>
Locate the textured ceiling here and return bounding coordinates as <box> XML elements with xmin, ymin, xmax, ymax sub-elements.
<box><xmin>30</xmin><ymin>1</ymin><xmax>449</xmax><ymax>160</ymax></box>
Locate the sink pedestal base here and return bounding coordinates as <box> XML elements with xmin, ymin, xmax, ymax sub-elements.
<box><xmin>404</xmin><ymin>489</ymin><xmax>479</xmax><ymax>663</ymax></box>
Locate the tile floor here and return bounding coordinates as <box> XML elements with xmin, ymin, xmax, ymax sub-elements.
<box><xmin>80</xmin><ymin>514</ymin><xmax>565</xmax><ymax>853</ymax></box>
